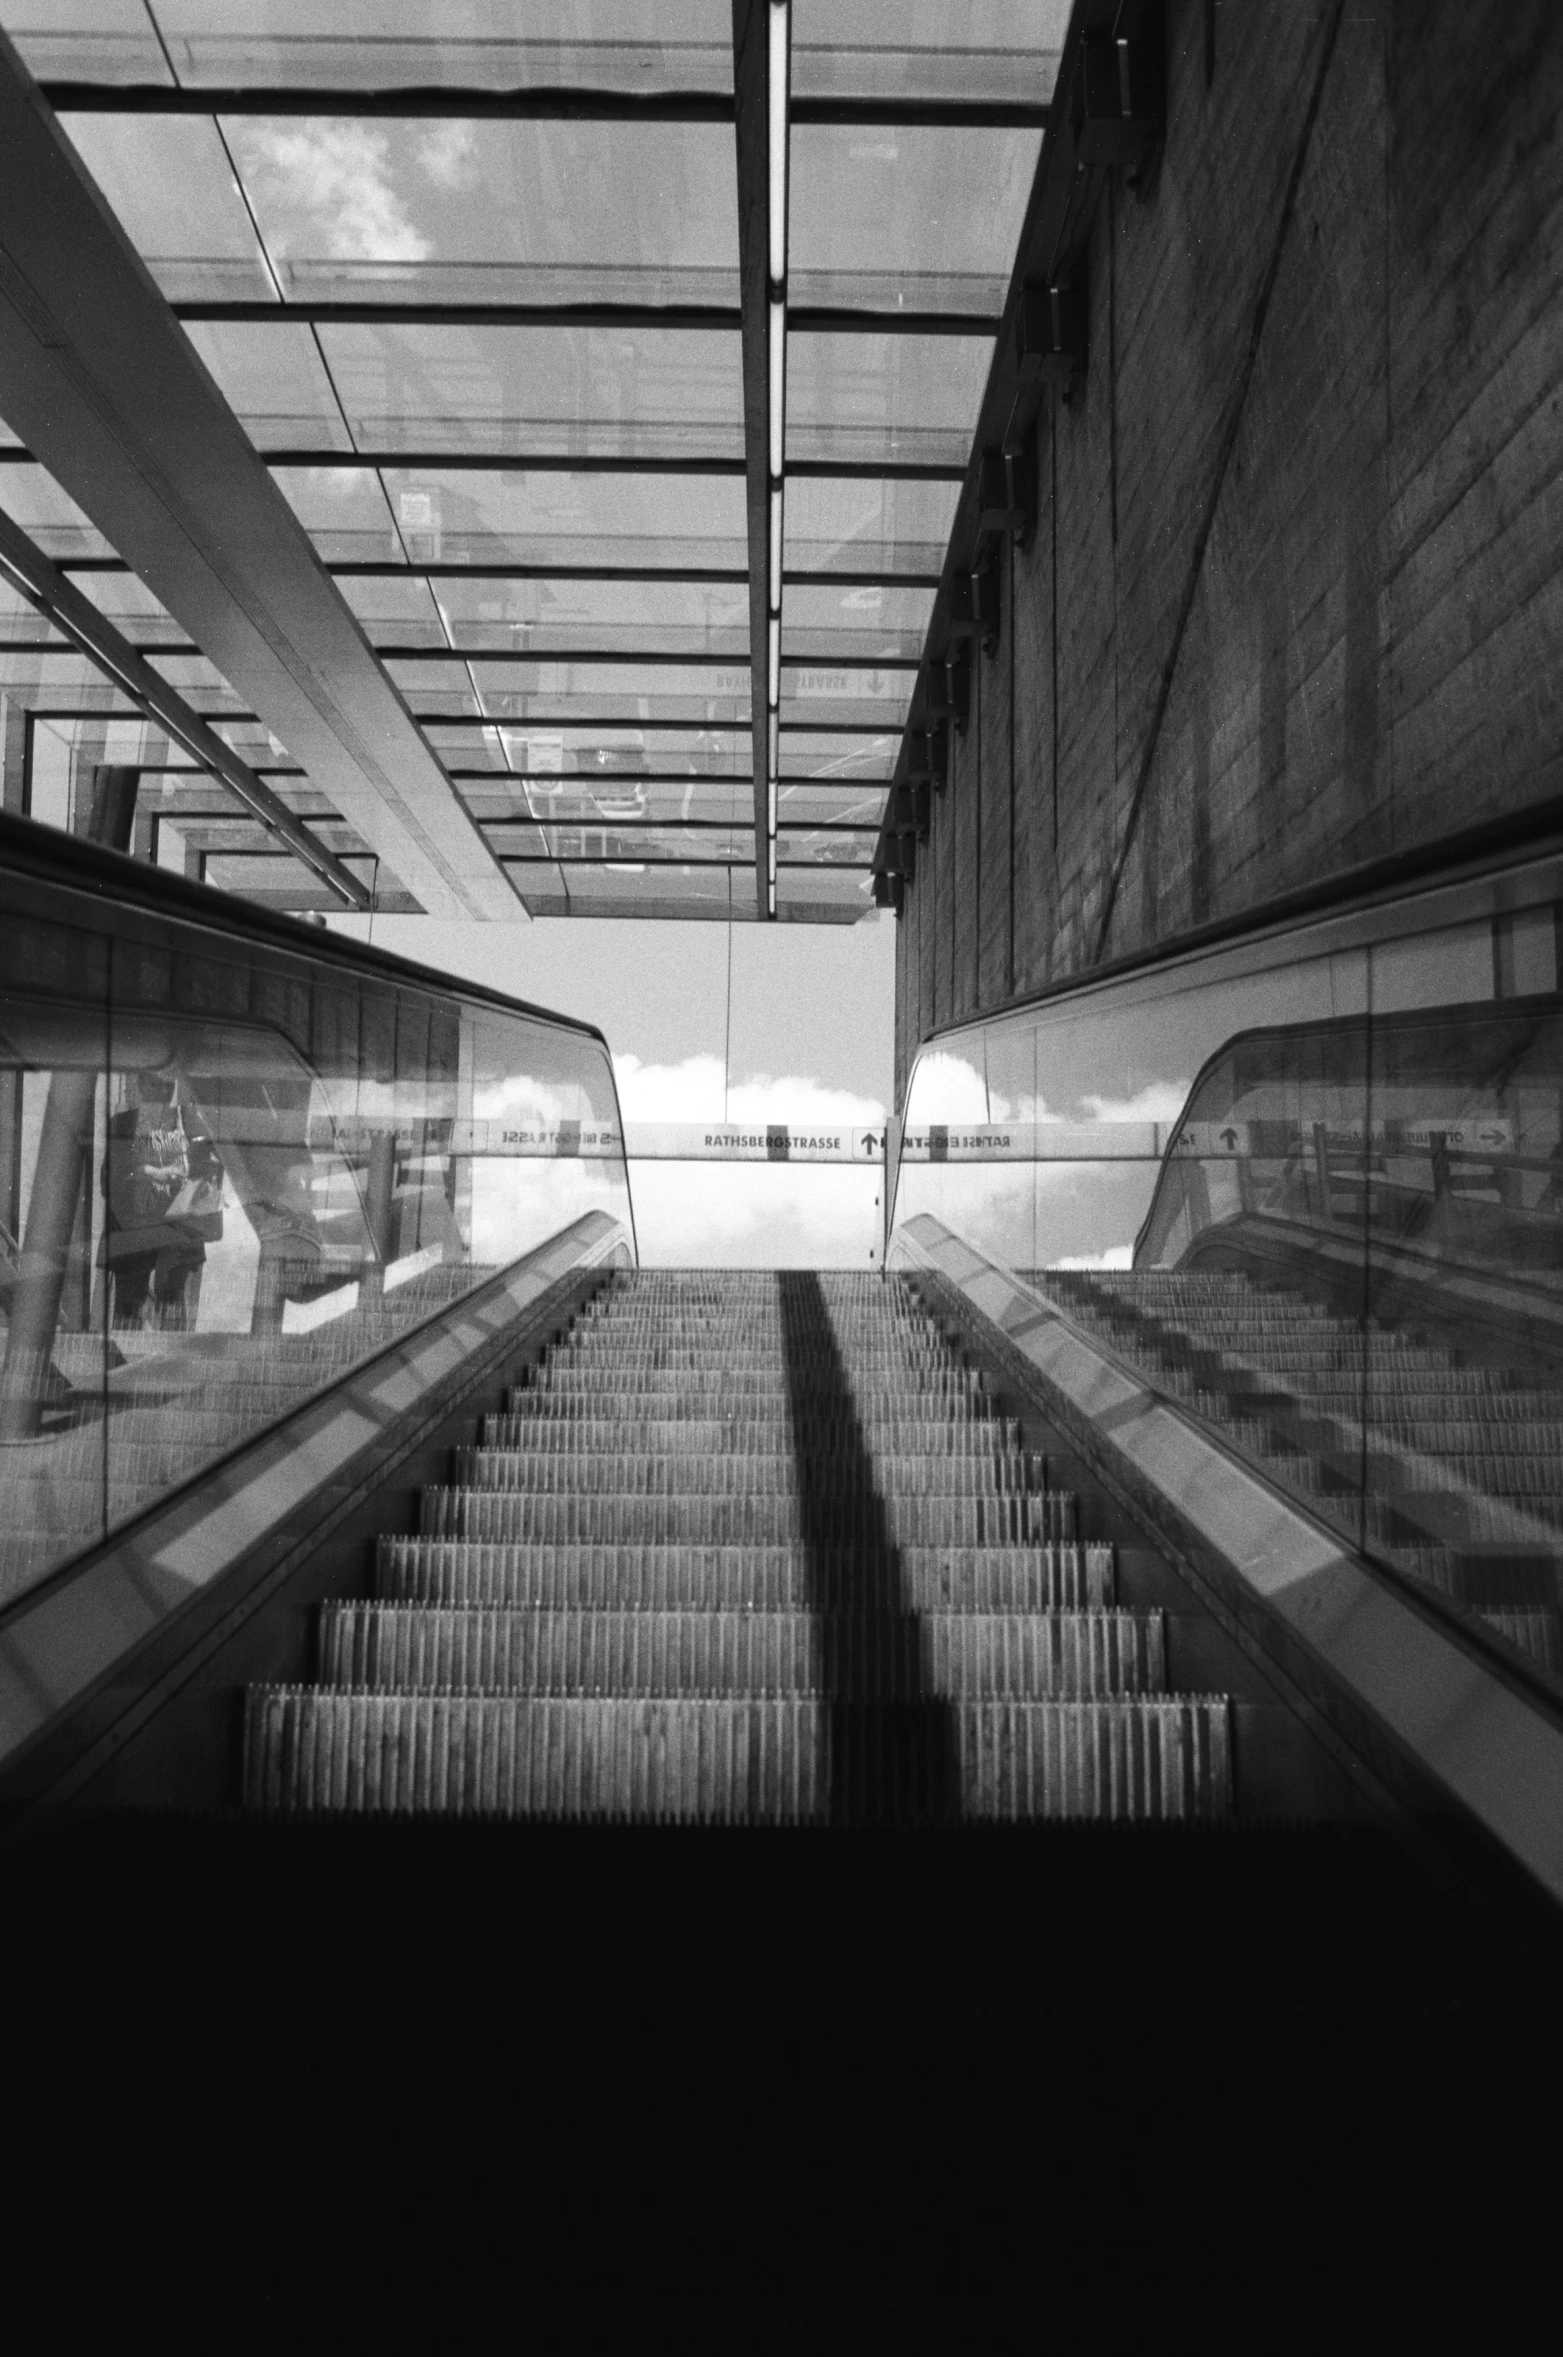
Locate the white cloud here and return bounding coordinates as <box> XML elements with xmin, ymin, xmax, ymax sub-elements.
<box><xmin>1079</xmin><ymin>1081</ymin><xmax>1192</xmax><ymax>1124</ymax></box>
<box><xmin>237</xmin><ymin>122</ymin><xmax>429</xmax><ymax>263</ymax></box>
<box><xmin>612</xmin><ymin>1054</ymin><xmax>884</xmax><ymax>1131</ymax></box>
<box><xmin>612</xmin><ymin>1054</ymin><xmax>885</xmax><ymax>1268</ymax></box>
<box><xmin>417</xmin><ymin>121</ymin><xmax>479</xmax><ymax>190</ymax></box>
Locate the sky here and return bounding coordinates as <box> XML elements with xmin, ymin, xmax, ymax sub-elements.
<box><xmin>327</xmin><ymin>910</ymin><xmax>897</xmax><ymax>1266</ymax></box>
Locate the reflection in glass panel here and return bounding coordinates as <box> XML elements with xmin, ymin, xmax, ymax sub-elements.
<box><xmin>892</xmin><ymin>858</ymin><xmax>1563</xmax><ymax>1689</ymax></box>
<box><xmin>336</xmin><ymin>572</ymin><xmax>447</xmax><ymax>646</ymax></box>
<box><xmin>183</xmin><ymin>322</ymin><xmax>354</xmax><ymax>452</ymax></box>
<box><xmin>776</xmin><ymin>868</ymin><xmax>873</xmax><ymax>922</ymax></box>
<box><xmin>775</xmin><ymin>780</ymin><xmax>890</xmax><ymax>828</ymax></box>
<box><xmin>780</xmin><ymin>663</ymin><xmax>912</xmax><ymax>731</ymax></box>
<box><xmin>151</xmin><ymin>1</ymin><xmax>734</xmax><ymax>93</ymax></box>
<box><xmin>59</xmin><ymin>114</ymin><xmax>276</xmax><ymax>304</ymax></box>
<box><xmin>784</xmin><ymin>477</ymin><xmax>958</xmax><ymax>575</ymax></box>
<box><xmin>786</xmin><ymin>333</ymin><xmax>992</xmax><ymax>468</ymax></box>
<box><xmin>426</xmin><ymin>720</ymin><xmax>750</xmax><ymax>779</ymax></box>
<box><xmin>459</xmin><ymin>658</ymin><xmax>749</xmax><ymax>727</ymax></box>
<box><xmin>777</xmin><ymin>829</ymin><xmax>880</xmax><ymax>866</ymax></box>
<box><xmin>317</xmin><ymin>324</ymin><xmax>744</xmax><ymax>460</ymax></box>
<box><xmin>0</xmin><ymin>860</ymin><xmax>632</xmax><ymax>1610</ymax></box>
<box><xmin>0</xmin><ymin>649</ymin><xmax>107</xmax><ymax>700</ymax></box>
<box><xmin>462</xmin><ymin>777</ymin><xmax>752</xmax><ymax>828</ymax></box>
<box><xmin>70</xmin><ymin>571</ymin><xmax>192</xmax><ymax>648</ymax></box>
<box><xmin>789</xmin><ymin>126</ymin><xmax>1041</xmax><ymax>314</ymax></box>
<box><xmin>0</xmin><ymin>581</ymin><xmax>66</xmax><ymax>649</ymax></box>
<box><xmin>271</xmin><ymin>464</ymin><xmax>402</xmax><ymax>561</ymax></box>
<box><xmin>375</xmin><ymin>468</ymin><xmax>748</xmax><ymax>569</ymax></box>
<box><xmin>781</xmin><ymin>581</ymin><xmax>936</xmax><ymax>664</ymax></box>
<box><xmin>778</xmin><ymin>729</ymin><xmax>897</xmax><ymax>782</ymax></box>
<box><xmin>429</xmin><ymin>576</ymin><xmax>750</xmax><ymax>656</ymax></box>
<box><xmin>492</xmin><ymin>823</ymin><xmax>753</xmax><ymax>865</ymax></box>
<box><xmin>226</xmin><ymin>117</ymin><xmax>739</xmax><ymax>306</ymax></box>
<box><xmin>545</xmin><ymin>863</ymin><xmax>738</xmax><ymax>917</ymax></box>
<box><xmin>0</xmin><ymin>462</ymin><xmax>118</xmax><ymax>562</ymax></box>
<box><xmin>791</xmin><ymin>0</ymin><xmax>1068</xmax><ymax>102</ymax></box>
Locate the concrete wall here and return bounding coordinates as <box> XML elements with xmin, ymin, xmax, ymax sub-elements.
<box><xmin>896</xmin><ymin>0</ymin><xmax>1563</xmax><ymax>1099</ymax></box>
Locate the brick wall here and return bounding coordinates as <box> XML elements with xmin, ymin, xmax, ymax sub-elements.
<box><xmin>894</xmin><ymin>0</ymin><xmax>1563</xmax><ymax>1101</ymax></box>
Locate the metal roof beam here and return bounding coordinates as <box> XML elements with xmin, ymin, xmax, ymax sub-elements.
<box><xmin>41</xmin><ymin>83</ymin><xmax>1048</xmax><ymax>132</ymax></box>
<box><xmin>0</xmin><ymin>32</ymin><xmax>520</xmax><ymax>922</ymax></box>
<box><xmin>0</xmin><ymin>504</ymin><xmax>369</xmax><ymax>906</ymax></box>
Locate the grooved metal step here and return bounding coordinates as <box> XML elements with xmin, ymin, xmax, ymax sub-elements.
<box><xmin>243</xmin><ymin>1691</ymin><xmax>1230</xmax><ymax>1822</ymax></box>
<box><xmin>243</xmin><ymin>1269</ymin><xmax>1230</xmax><ymax>1826</ymax></box>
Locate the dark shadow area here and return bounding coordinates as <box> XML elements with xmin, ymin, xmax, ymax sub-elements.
<box><xmin>776</xmin><ymin>1271</ymin><xmax>962</xmax><ymax>1824</ymax></box>
<box><xmin>6</xmin><ymin>1813</ymin><xmax>1560</xmax><ymax>2321</ymax></box>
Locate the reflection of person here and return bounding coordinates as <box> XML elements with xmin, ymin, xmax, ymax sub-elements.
<box><xmin>102</xmin><ymin>1072</ymin><xmax>224</xmax><ymax>1331</ymax></box>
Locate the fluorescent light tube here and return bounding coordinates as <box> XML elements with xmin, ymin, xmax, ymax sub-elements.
<box><xmin>768</xmin><ymin>710</ymin><xmax>780</xmax><ymax>776</ymax></box>
<box><xmin>769</xmin><ymin>300</ymin><xmax>785</xmax><ymax>477</ymax></box>
<box><xmin>769</xmin><ymin>3</ymin><xmax>789</xmax><ymax>286</ymax></box>
<box><xmin>769</xmin><ymin>485</ymin><xmax>784</xmax><ymax>609</ymax></box>
<box><xmin>767</xmin><ymin>616</ymin><xmax>780</xmax><ymax>707</ymax></box>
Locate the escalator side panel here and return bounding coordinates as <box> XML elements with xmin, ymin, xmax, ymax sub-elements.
<box><xmin>0</xmin><ymin>1256</ymin><xmax>614</xmax><ymax>1831</ymax></box>
<box><xmin>899</xmin><ymin>1219</ymin><xmax>1563</xmax><ymax>1908</ymax></box>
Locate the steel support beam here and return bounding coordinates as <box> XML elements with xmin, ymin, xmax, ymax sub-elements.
<box><xmin>0</xmin><ymin>504</ymin><xmax>369</xmax><ymax>906</ymax></box>
<box><xmin>733</xmin><ymin>0</ymin><xmax>772</xmax><ymax>920</ymax></box>
<box><xmin>0</xmin><ymin>33</ymin><xmax>520</xmax><ymax>922</ymax></box>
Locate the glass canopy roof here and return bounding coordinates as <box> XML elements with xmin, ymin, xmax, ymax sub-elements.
<box><xmin>0</xmin><ymin>1</ymin><xmax>1068</xmax><ymax>920</ymax></box>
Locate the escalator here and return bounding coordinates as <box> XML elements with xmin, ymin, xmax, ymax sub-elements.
<box><xmin>3</xmin><ymin>819</ymin><xmax>1561</xmax><ymax>2305</ymax></box>
<box><xmin>241</xmin><ymin>1268</ymin><xmax>1236</xmax><ymax>1823</ymax></box>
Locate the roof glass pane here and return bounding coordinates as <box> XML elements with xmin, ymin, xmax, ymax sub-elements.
<box><xmin>0</xmin><ymin>580</ymin><xmax>64</xmax><ymax>646</ymax></box>
<box><xmin>790</xmin><ymin>1</ymin><xmax>1069</xmax><ymax>102</ymax></box>
<box><xmin>183</xmin><ymin>322</ymin><xmax>353</xmax><ymax>451</ymax></box>
<box><xmin>0</xmin><ymin>647</ymin><xmax>107</xmax><ymax>694</ymax></box>
<box><xmin>765</xmin><ymin>780</ymin><xmax>891</xmax><ymax>827</ymax></box>
<box><xmin>775</xmin><ymin>870</ymin><xmax>873</xmax><ymax>922</ymax></box>
<box><xmin>336</xmin><ymin>571</ymin><xmax>447</xmax><ymax>644</ymax></box>
<box><xmin>468</xmin><ymin>657</ymin><xmax>748</xmax><ymax>713</ymax></box>
<box><xmin>778</xmin><ymin>729</ymin><xmax>897</xmax><ymax>782</ymax></box>
<box><xmin>0</xmin><ymin>460</ymin><xmax>116</xmax><ymax>560</ymax></box>
<box><xmin>780</xmin><ymin>581</ymin><xmax>934</xmax><ymax>663</ymax></box>
<box><xmin>6</xmin><ymin>2</ymin><xmax>173</xmax><ymax>84</ymax></box>
<box><xmin>149</xmin><ymin>3</ymin><xmax>734</xmax><ymax>93</ymax></box>
<box><xmin>780</xmin><ymin>663</ymin><xmax>912</xmax><ymax>731</ymax></box>
<box><xmin>391</xmin><ymin>658</ymin><xmax>750</xmax><ymax>727</ymax></box>
<box><xmin>495</xmin><ymin>824</ymin><xmax>754</xmax><ymax>864</ymax></box>
<box><xmin>68</xmin><ymin>572</ymin><xmax>189</xmax><ymax>645</ymax></box>
<box><xmin>461</xmin><ymin>778</ymin><xmax>752</xmax><ymax>826</ymax></box>
<box><xmin>424</xmin><ymin>720</ymin><xmax>750</xmax><ymax>776</ymax></box>
<box><xmin>376</xmin><ymin>468</ymin><xmax>749</xmax><ymax>569</ymax></box>
<box><xmin>777</xmin><ymin>828</ymin><xmax>880</xmax><ymax>867</ymax></box>
<box><xmin>786</xmin><ymin>332</ymin><xmax>991</xmax><ymax>468</ymax></box>
<box><xmin>542</xmin><ymin>865</ymin><xmax>739</xmax><ymax>917</ymax></box>
<box><xmin>788</xmin><ymin>126</ymin><xmax>1041</xmax><ymax>315</ymax></box>
<box><xmin>315</xmin><ymin>324</ymin><xmax>744</xmax><ymax>460</ymax></box>
<box><xmin>271</xmin><ymin>463</ymin><xmax>403</xmax><ymax>559</ymax></box>
<box><xmin>783</xmin><ymin>477</ymin><xmax>958</xmax><ymax>575</ymax></box>
<box><xmin>144</xmin><ymin>651</ymin><xmax>249</xmax><ymax>712</ymax></box>
<box><xmin>428</xmin><ymin>577</ymin><xmax>750</xmax><ymax>656</ymax></box>
<box><xmin>59</xmin><ymin>115</ymin><xmax>275</xmax><ymax>303</ymax></box>
<box><xmin>223</xmin><ymin>117</ymin><xmax>738</xmax><ymax>306</ymax></box>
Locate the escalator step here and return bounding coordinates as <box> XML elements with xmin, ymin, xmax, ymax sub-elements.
<box><xmin>377</xmin><ymin>1537</ymin><xmax>1117</xmax><ymax>1611</ymax></box>
<box><xmin>416</xmin><ymin>1489</ymin><xmax>1080</xmax><ymax>1545</ymax></box>
<box><xmin>242</xmin><ymin>1690</ymin><xmax>1231</xmax><ymax>1823</ymax></box>
<box><xmin>318</xmin><ymin>1603</ymin><xmax>1165</xmax><ymax>1699</ymax></box>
